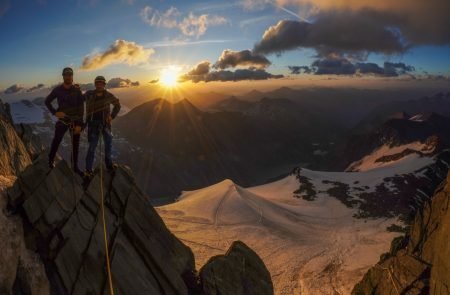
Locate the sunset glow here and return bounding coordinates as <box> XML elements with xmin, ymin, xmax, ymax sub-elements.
<box><xmin>160</xmin><ymin>66</ymin><xmax>181</xmax><ymax>88</ymax></box>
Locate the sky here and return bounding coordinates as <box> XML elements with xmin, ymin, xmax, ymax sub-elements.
<box><xmin>0</xmin><ymin>0</ymin><xmax>449</xmax><ymax>93</ymax></box>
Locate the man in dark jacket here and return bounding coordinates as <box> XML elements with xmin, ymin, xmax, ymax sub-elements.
<box><xmin>45</xmin><ymin>67</ymin><xmax>84</xmax><ymax>174</ymax></box>
<box><xmin>85</xmin><ymin>76</ymin><xmax>121</xmax><ymax>174</ymax></box>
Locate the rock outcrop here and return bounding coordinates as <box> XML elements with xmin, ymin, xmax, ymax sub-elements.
<box><xmin>0</xmin><ymin>175</ymin><xmax>50</xmax><ymax>295</ymax></box>
<box><xmin>0</xmin><ymin>99</ymin><xmax>47</xmax><ymax>295</ymax></box>
<box><xmin>15</xmin><ymin>123</ymin><xmax>44</xmax><ymax>158</ymax></box>
<box><xmin>352</xmin><ymin>170</ymin><xmax>450</xmax><ymax>294</ymax></box>
<box><xmin>200</xmin><ymin>241</ymin><xmax>273</xmax><ymax>295</ymax></box>
<box><xmin>7</xmin><ymin>153</ymin><xmax>273</xmax><ymax>295</ymax></box>
<box><xmin>8</xmin><ymin>153</ymin><xmax>196</xmax><ymax>294</ymax></box>
<box><xmin>0</xmin><ymin>100</ymin><xmax>32</xmax><ymax>176</ymax></box>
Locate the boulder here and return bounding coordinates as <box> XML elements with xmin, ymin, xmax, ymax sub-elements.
<box><xmin>200</xmin><ymin>241</ymin><xmax>274</xmax><ymax>295</ymax></box>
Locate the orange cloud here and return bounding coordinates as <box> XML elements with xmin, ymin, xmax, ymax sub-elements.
<box><xmin>81</xmin><ymin>39</ymin><xmax>154</xmax><ymax>71</ymax></box>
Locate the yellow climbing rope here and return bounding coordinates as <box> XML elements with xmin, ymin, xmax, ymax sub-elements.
<box><xmin>376</xmin><ymin>264</ymin><xmax>400</xmax><ymax>295</ymax></box>
<box><xmin>99</xmin><ymin>130</ymin><xmax>115</xmax><ymax>295</ymax></box>
<box><xmin>66</xmin><ymin>117</ymin><xmax>115</xmax><ymax>294</ymax></box>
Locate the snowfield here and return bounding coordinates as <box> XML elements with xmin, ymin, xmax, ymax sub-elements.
<box><xmin>303</xmin><ymin>153</ymin><xmax>435</xmax><ymax>195</ymax></box>
<box><xmin>10</xmin><ymin>100</ymin><xmax>46</xmax><ymax>124</ymax></box>
<box><xmin>157</xmin><ymin>175</ymin><xmax>400</xmax><ymax>294</ymax></box>
<box><xmin>346</xmin><ymin>142</ymin><xmax>434</xmax><ymax>172</ymax></box>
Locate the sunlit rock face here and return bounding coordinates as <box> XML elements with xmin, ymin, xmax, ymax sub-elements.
<box><xmin>6</xmin><ymin>153</ymin><xmax>273</xmax><ymax>295</ymax></box>
<box><xmin>0</xmin><ymin>100</ymin><xmax>31</xmax><ymax>176</ymax></box>
<box><xmin>352</xmin><ymin>170</ymin><xmax>450</xmax><ymax>295</ymax></box>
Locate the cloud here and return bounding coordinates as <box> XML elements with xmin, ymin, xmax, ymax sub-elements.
<box><xmin>140</xmin><ymin>6</ymin><xmax>227</xmax><ymax>38</ymax></box>
<box><xmin>178</xmin><ymin>13</ymin><xmax>227</xmax><ymax>38</ymax></box>
<box><xmin>312</xmin><ymin>57</ymin><xmax>356</xmax><ymax>75</ymax></box>
<box><xmin>0</xmin><ymin>0</ymin><xmax>10</xmax><ymax>18</ymax></box>
<box><xmin>149</xmin><ymin>79</ymin><xmax>159</xmax><ymax>84</ymax></box>
<box><xmin>288</xmin><ymin>65</ymin><xmax>312</xmax><ymax>74</ymax></box>
<box><xmin>106</xmin><ymin>77</ymin><xmax>140</xmax><ymax>89</ymax></box>
<box><xmin>382</xmin><ymin>62</ymin><xmax>415</xmax><ymax>76</ymax></box>
<box><xmin>80</xmin><ymin>39</ymin><xmax>154</xmax><ymax>71</ymax></box>
<box><xmin>254</xmin><ymin>17</ymin><xmax>407</xmax><ymax>57</ymax></box>
<box><xmin>214</xmin><ymin>49</ymin><xmax>271</xmax><ymax>70</ymax></box>
<box><xmin>278</xmin><ymin>0</ymin><xmax>450</xmax><ymax>45</ymax></box>
<box><xmin>290</xmin><ymin>57</ymin><xmax>416</xmax><ymax>77</ymax></box>
<box><xmin>181</xmin><ymin>62</ymin><xmax>283</xmax><ymax>83</ymax></box>
<box><xmin>78</xmin><ymin>83</ymin><xmax>95</xmax><ymax>91</ymax></box>
<box><xmin>252</xmin><ymin>0</ymin><xmax>450</xmax><ymax>59</ymax></box>
<box><xmin>240</xmin><ymin>0</ymin><xmax>270</xmax><ymax>11</ymax></box>
<box><xmin>3</xmin><ymin>84</ymin><xmax>24</xmax><ymax>94</ymax></box>
<box><xmin>140</xmin><ymin>6</ymin><xmax>180</xmax><ymax>28</ymax></box>
<box><xmin>26</xmin><ymin>83</ymin><xmax>45</xmax><ymax>92</ymax></box>
<box><xmin>187</xmin><ymin>61</ymin><xmax>211</xmax><ymax>75</ymax></box>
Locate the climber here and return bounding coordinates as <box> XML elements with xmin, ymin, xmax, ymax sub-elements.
<box><xmin>84</xmin><ymin>76</ymin><xmax>121</xmax><ymax>175</ymax></box>
<box><xmin>45</xmin><ymin>67</ymin><xmax>84</xmax><ymax>175</ymax></box>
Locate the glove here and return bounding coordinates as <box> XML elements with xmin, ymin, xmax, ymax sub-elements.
<box><xmin>55</xmin><ymin>111</ymin><xmax>66</xmax><ymax>119</ymax></box>
<box><xmin>73</xmin><ymin>125</ymin><xmax>82</xmax><ymax>134</ymax></box>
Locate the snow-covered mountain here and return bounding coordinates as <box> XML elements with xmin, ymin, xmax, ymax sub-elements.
<box><xmin>157</xmin><ymin>176</ymin><xmax>398</xmax><ymax>294</ymax></box>
<box><xmin>10</xmin><ymin>98</ymin><xmax>49</xmax><ymax>124</ymax></box>
<box><xmin>157</xmin><ymin>118</ymin><xmax>450</xmax><ymax>294</ymax></box>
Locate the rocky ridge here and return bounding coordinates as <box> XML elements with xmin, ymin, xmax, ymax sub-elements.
<box><xmin>352</xmin><ymin>170</ymin><xmax>450</xmax><ymax>294</ymax></box>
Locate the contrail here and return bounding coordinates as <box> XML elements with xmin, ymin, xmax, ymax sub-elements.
<box><xmin>269</xmin><ymin>0</ymin><xmax>311</xmax><ymax>23</ymax></box>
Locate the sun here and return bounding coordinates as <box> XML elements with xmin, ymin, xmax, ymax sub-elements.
<box><xmin>160</xmin><ymin>66</ymin><xmax>181</xmax><ymax>88</ymax></box>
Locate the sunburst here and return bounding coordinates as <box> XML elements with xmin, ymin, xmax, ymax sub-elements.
<box><xmin>160</xmin><ymin>66</ymin><xmax>181</xmax><ymax>88</ymax></box>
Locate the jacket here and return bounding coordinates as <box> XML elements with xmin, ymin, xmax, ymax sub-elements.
<box><xmin>45</xmin><ymin>84</ymin><xmax>84</xmax><ymax>122</ymax></box>
<box><xmin>84</xmin><ymin>89</ymin><xmax>121</xmax><ymax>124</ymax></box>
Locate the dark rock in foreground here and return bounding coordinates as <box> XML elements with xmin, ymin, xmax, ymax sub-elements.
<box><xmin>200</xmin><ymin>241</ymin><xmax>274</xmax><ymax>295</ymax></box>
<box><xmin>7</xmin><ymin>153</ymin><xmax>273</xmax><ymax>295</ymax></box>
<box><xmin>352</xmin><ymin>170</ymin><xmax>450</xmax><ymax>295</ymax></box>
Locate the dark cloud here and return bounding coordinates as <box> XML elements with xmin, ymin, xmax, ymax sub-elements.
<box><xmin>383</xmin><ymin>62</ymin><xmax>415</xmax><ymax>76</ymax></box>
<box><xmin>355</xmin><ymin>61</ymin><xmax>415</xmax><ymax>77</ymax></box>
<box><xmin>254</xmin><ymin>14</ymin><xmax>407</xmax><ymax>57</ymax></box>
<box><xmin>187</xmin><ymin>61</ymin><xmax>211</xmax><ymax>75</ymax></box>
<box><xmin>3</xmin><ymin>84</ymin><xmax>24</xmax><ymax>94</ymax></box>
<box><xmin>355</xmin><ymin>62</ymin><xmax>385</xmax><ymax>76</ymax></box>
<box><xmin>274</xmin><ymin>0</ymin><xmax>450</xmax><ymax>46</ymax></box>
<box><xmin>26</xmin><ymin>83</ymin><xmax>45</xmax><ymax>92</ymax></box>
<box><xmin>288</xmin><ymin>66</ymin><xmax>312</xmax><ymax>74</ymax></box>
<box><xmin>107</xmin><ymin>77</ymin><xmax>140</xmax><ymax>89</ymax></box>
<box><xmin>181</xmin><ymin>68</ymin><xmax>283</xmax><ymax>83</ymax></box>
<box><xmin>312</xmin><ymin>57</ymin><xmax>356</xmax><ymax>75</ymax></box>
<box><xmin>149</xmin><ymin>79</ymin><xmax>159</xmax><ymax>84</ymax></box>
<box><xmin>214</xmin><ymin>49</ymin><xmax>271</xmax><ymax>70</ymax></box>
<box><xmin>290</xmin><ymin>58</ymin><xmax>416</xmax><ymax>77</ymax></box>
